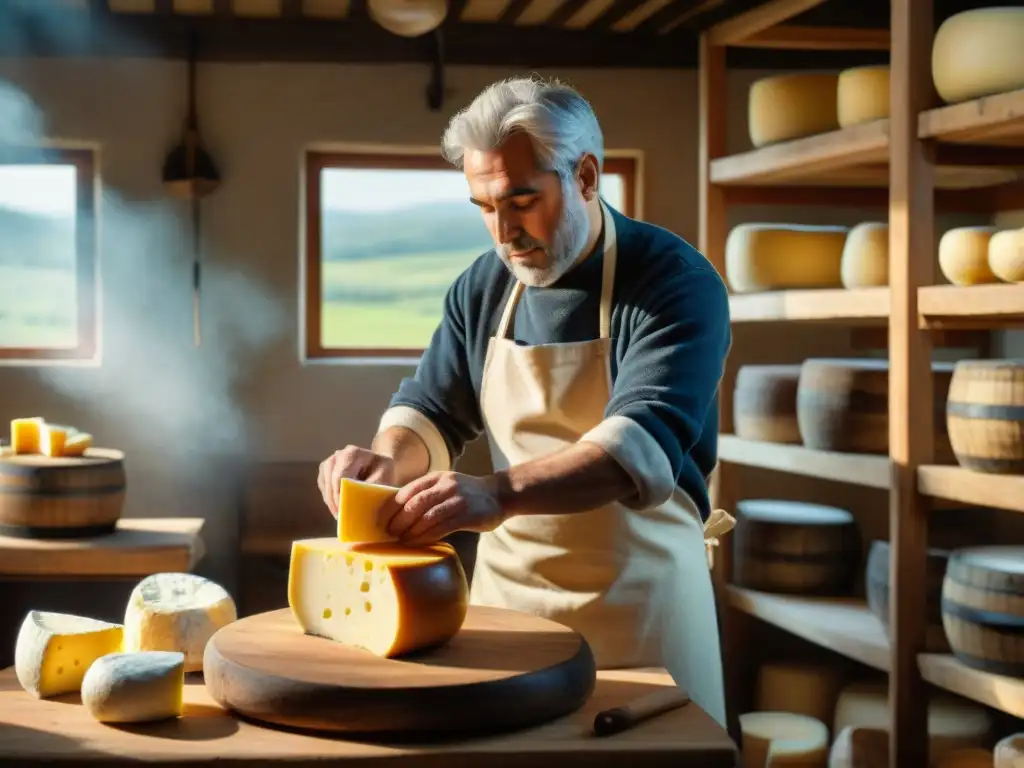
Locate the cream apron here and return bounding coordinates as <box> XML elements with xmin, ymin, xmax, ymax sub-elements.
<box><xmin>470</xmin><ymin>202</ymin><xmax>734</xmax><ymax>728</ymax></box>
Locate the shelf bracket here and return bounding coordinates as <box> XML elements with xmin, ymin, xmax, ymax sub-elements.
<box><xmin>426</xmin><ymin>28</ymin><xmax>445</xmax><ymax>112</ymax></box>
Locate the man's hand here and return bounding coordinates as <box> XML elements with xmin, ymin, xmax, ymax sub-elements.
<box><xmin>317</xmin><ymin>446</ymin><xmax>397</xmax><ymax>518</ymax></box>
<box><xmin>387</xmin><ymin>471</ymin><xmax>507</xmax><ymax>546</ymax></box>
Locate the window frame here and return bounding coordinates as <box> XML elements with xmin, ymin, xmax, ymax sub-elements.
<box><xmin>303</xmin><ymin>148</ymin><xmax>641</xmax><ymax>361</ymax></box>
<box><xmin>0</xmin><ymin>146</ymin><xmax>98</xmax><ymax>362</ymax></box>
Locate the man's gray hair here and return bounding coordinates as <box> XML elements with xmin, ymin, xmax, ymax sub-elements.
<box><xmin>440</xmin><ymin>76</ymin><xmax>604</xmax><ymax>179</ymax></box>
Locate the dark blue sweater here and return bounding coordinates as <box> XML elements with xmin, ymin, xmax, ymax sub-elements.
<box><xmin>383</xmin><ymin>205</ymin><xmax>732</xmax><ymax>522</ymax></box>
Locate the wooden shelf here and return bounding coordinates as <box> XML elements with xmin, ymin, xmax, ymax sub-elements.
<box><xmin>919</xmin><ymin>88</ymin><xmax>1024</xmax><ymax>147</ymax></box>
<box><xmin>730</xmin><ymin>288</ymin><xmax>889</xmax><ymax>323</ymax></box>
<box><xmin>918</xmin><ymin>465</ymin><xmax>1024</xmax><ymax>513</ymax></box>
<box><xmin>718</xmin><ymin>435</ymin><xmax>891</xmax><ymax>489</ymax></box>
<box><xmin>727</xmin><ymin>587</ymin><xmax>890</xmax><ymax>672</ymax></box>
<box><xmin>918</xmin><ymin>284</ymin><xmax>1024</xmax><ymax>328</ymax></box>
<box><xmin>919</xmin><ymin>654</ymin><xmax>1024</xmax><ymax>719</ymax></box>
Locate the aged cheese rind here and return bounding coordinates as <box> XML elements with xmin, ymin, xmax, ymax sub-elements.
<box><xmin>988</xmin><ymin>228</ymin><xmax>1024</xmax><ymax>284</ymax></box>
<box><xmin>841</xmin><ymin>222</ymin><xmax>889</xmax><ymax>288</ymax></box>
<box><xmin>338</xmin><ymin>477</ymin><xmax>400</xmax><ymax>543</ymax></box>
<box><xmin>748</xmin><ymin>72</ymin><xmax>840</xmax><ymax>147</ymax></box>
<box><xmin>288</xmin><ymin>538</ymin><xmax>469</xmax><ymax>658</ymax></box>
<box><xmin>754</xmin><ymin>660</ymin><xmax>844</xmax><ymax>725</ymax></box>
<box><xmin>739</xmin><ymin>711</ymin><xmax>829</xmax><ymax>766</ymax></box>
<box><xmin>932</xmin><ymin>8</ymin><xmax>1024</xmax><ymax>104</ymax></box>
<box><xmin>81</xmin><ymin>651</ymin><xmax>185</xmax><ymax>723</ymax></box>
<box><xmin>938</xmin><ymin>226</ymin><xmax>999</xmax><ymax>286</ymax></box>
<box><xmin>123</xmin><ymin>572</ymin><xmax>237</xmax><ymax>673</ymax></box>
<box><xmin>14</xmin><ymin>610</ymin><xmax>124</xmax><ymax>698</ymax></box>
<box><xmin>725</xmin><ymin>223</ymin><xmax>847</xmax><ymax>294</ymax></box>
<box><xmin>837</xmin><ymin>66</ymin><xmax>890</xmax><ymax>128</ymax></box>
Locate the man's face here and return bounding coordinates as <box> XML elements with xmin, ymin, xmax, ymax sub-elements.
<box><xmin>464</xmin><ymin>132</ymin><xmax>591</xmax><ymax>287</ymax></box>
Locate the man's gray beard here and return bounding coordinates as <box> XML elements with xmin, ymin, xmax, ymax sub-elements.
<box><xmin>496</xmin><ymin>185</ymin><xmax>592</xmax><ymax>288</ymax></box>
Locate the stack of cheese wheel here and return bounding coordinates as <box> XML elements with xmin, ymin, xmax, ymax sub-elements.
<box><xmin>938</xmin><ymin>227</ymin><xmax>1000</xmax><ymax>286</ymax></box>
<box><xmin>989</xmin><ymin>228</ymin><xmax>1024</xmax><ymax>283</ymax></box>
<box><xmin>797</xmin><ymin>358</ymin><xmax>955</xmax><ymax>457</ymax></box>
<box><xmin>941</xmin><ymin>546</ymin><xmax>1024</xmax><ymax>678</ymax></box>
<box><xmin>841</xmin><ymin>222</ymin><xmax>888</xmax><ymax>288</ymax></box>
<box><xmin>946</xmin><ymin>359</ymin><xmax>1024</xmax><ymax>474</ymax></box>
<box><xmin>739</xmin><ymin>711</ymin><xmax>830</xmax><ymax>767</ymax></box>
<box><xmin>996</xmin><ymin>733</ymin><xmax>1024</xmax><ymax>767</ymax></box>
<box><xmin>748</xmin><ymin>72</ymin><xmax>840</xmax><ymax>147</ymax></box>
<box><xmin>725</xmin><ymin>223</ymin><xmax>847</xmax><ymax>294</ymax></box>
<box><xmin>865</xmin><ymin>540</ymin><xmax>951</xmax><ymax>653</ymax></box>
<box><xmin>732</xmin><ymin>499</ymin><xmax>861</xmax><ymax>596</ymax></box>
<box><xmin>733</xmin><ymin>365</ymin><xmax>802</xmax><ymax>444</ymax></box>
<box><xmin>837</xmin><ymin>66</ymin><xmax>890</xmax><ymax>128</ymax></box>
<box><xmin>754</xmin><ymin>660</ymin><xmax>846</xmax><ymax>726</ymax></box>
<box><xmin>932</xmin><ymin>7</ymin><xmax>1024</xmax><ymax>104</ymax></box>
<box><xmin>833</xmin><ymin>679</ymin><xmax>993</xmax><ymax>764</ymax></box>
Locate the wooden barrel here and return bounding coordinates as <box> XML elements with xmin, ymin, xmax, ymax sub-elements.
<box><xmin>732</xmin><ymin>499</ymin><xmax>861</xmax><ymax>596</ymax></box>
<box><xmin>0</xmin><ymin>448</ymin><xmax>125</xmax><ymax>538</ymax></box>
<box><xmin>797</xmin><ymin>358</ymin><xmax>955</xmax><ymax>455</ymax></box>
<box><xmin>947</xmin><ymin>359</ymin><xmax>1024</xmax><ymax>473</ymax></box>
<box><xmin>865</xmin><ymin>539</ymin><xmax>951</xmax><ymax>653</ymax></box>
<box><xmin>942</xmin><ymin>546</ymin><xmax>1024</xmax><ymax>678</ymax></box>
<box><xmin>733</xmin><ymin>364</ymin><xmax>803</xmax><ymax>444</ymax></box>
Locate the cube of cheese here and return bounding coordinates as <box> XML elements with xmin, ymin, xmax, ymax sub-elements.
<box><xmin>40</xmin><ymin>424</ymin><xmax>68</xmax><ymax>458</ymax></box>
<box><xmin>10</xmin><ymin>417</ymin><xmax>45</xmax><ymax>454</ymax></box>
<box><xmin>288</xmin><ymin>538</ymin><xmax>469</xmax><ymax>658</ymax></box>
<box><xmin>337</xmin><ymin>477</ymin><xmax>401</xmax><ymax>543</ymax></box>
<box><xmin>81</xmin><ymin>651</ymin><xmax>185</xmax><ymax>723</ymax></box>
<box><xmin>14</xmin><ymin>610</ymin><xmax>124</xmax><ymax>698</ymax></box>
<box><xmin>63</xmin><ymin>432</ymin><xmax>93</xmax><ymax>457</ymax></box>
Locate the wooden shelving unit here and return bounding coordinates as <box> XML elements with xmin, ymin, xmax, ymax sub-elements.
<box><xmin>700</xmin><ymin>1</ymin><xmax>1024</xmax><ymax>764</ymax></box>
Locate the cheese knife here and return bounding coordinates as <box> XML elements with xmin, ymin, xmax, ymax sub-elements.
<box><xmin>592</xmin><ymin>686</ymin><xmax>692</xmax><ymax>736</ymax></box>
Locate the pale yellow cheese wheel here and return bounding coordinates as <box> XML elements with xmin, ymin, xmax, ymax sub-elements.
<box><xmin>937</xmin><ymin>748</ymin><xmax>995</xmax><ymax>768</ymax></box>
<box><xmin>837</xmin><ymin>66</ymin><xmax>890</xmax><ymax>128</ymax></box>
<box><xmin>932</xmin><ymin>7</ymin><xmax>1024</xmax><ymax>104</ymax></box>
<box><xmin>841</xmin><ymin>222</ymin><xmax>888</xmax><ymax>288</ymax></box>
<box><xmin>996</xmin><ymin>733</ymin><xmax>1024</xmax><ymax>767</ymax></box>
<box><xmin>740</xmin><ymin>711</ymin><xmax>829</xmax><ymax>767</ymax></box>
<box><xmin>748</xmin><ymin>72</ymin><xmax>840</xmax><ymax>147</ymax></box>
<box><xmin>725</xmin><ymin>223</ymin><xmax>847</xmax><ymax>293</ymax></box>
<box><xmin>938</xmin><ymin>226</ymin><xmax>1000</xmax><ymax>286</ymax></box>
<box><xmin>988</xmin><ymin>228</ymin><xmax>1024</xmax><ymax>283</ymax></box>
<box><xmin>754</xmin><ymin>661</ymin><xmax>845</xmax><ymax>727</ymax></box>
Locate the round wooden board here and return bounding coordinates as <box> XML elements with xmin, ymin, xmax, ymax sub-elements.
<box><xmin>203</xmin><ymin>606</ymin><xmax>596</xmax><ymax>737</ymax></box>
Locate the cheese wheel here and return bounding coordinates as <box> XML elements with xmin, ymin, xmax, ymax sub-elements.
<box><xmin>288</xmin><ymin>538</ymin><xmax>469</xmax><ymax>657</ymax></box>
<box><xmin>14</xmin><ymin>611</ymin><xmax>124</xmax><ymax>699</ymax></box>
<box><xmin>996</xmin><ymin>733</ymin><xmax>1024</xmax><ymax>767</ymax></box>
<box><xmin>946</xmin><ymin>359</ymin><xmax>1024</xmax><ymax>474</ymax></box>
<box><xmin>932</xmin><ymin>8</ymin><xmax>1024</xmax><ymax>104</ymax></box>
<box><xmin>725</xmin><ymin>223</ymin><xmax>847</xmax><ymax>294</ymax></box>
<box><xmin>338</xmin><ymin>477</ymin><xmax>400</xmax><ymax>544</ymax></box>
<box><xmin>754</xmin><ymin>661</ymin><xmax>845</xmax><ymax>725</ymax></box>
<box><xmin>837</xmin><ymin>66</ymin><xmax>890</xmax><ymax>128</ymax></box>
<box><xmin>841</xmin><ymin>222</ymin><xmax>889</xmax><ymax>288</ymax></box>
<box><xmin>123</xmin><ymin>572</ymin><xmax>237</xmax><ymax>673</ymax></box>
<box><xmin>739</xmin><ymin>711</ymin><xmax>829</xmax><ymax>767</ymax></box>
<box><xmin>733</xmin><ymin>365</ymin><xmax>802</xmax><ymax>444</ymax></box>
<box><xmin>833</xmin><ymin>680</ymin><xmax>993</xmax><ymax>763</ymax></box>
<box><xmin>828</xmin><ymin>726</ymin><xmax>889</xmax><ymax>768</ymax></box>
<box><xmin>939</xmin><ymin>226</ymin><xmax>1000</xmax><ymax>286</ymax></box>
<box><xmin>748</xmin><ymin>72</ymin><xmax>840</xmax><ymax>147</ymax></box>
<box><xmin>81</xmin><ymin>651</ymin><xmax>185</xmax><ymax>723</ymax></box>
<box><xmin>989</xmin><ymin>228</ymin><xmax>1024</xmax><ymax>283</ymax></box>
<box><xmin>937</xmin><ymin>749</ymin><xmax>995</xmax><ymax>768</ymax></box>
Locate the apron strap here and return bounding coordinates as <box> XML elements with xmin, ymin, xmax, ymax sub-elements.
<box><xmin>496</xmin><ymin>281</ymin><xmax>525</xmax><ymax>339</ymax></box>
<box><xmin>703</xmin><ymin>508</ymin><xmax>736</xmax><ymax>571</ymax></box>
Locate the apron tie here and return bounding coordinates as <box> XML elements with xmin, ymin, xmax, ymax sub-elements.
<box><xmin>702</xmin><ymin>508</ymin><xmax>736</xmax><ymax>570</ymax></box>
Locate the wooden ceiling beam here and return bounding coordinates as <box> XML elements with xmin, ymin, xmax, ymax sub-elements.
<box><xmin>636</xmin><ymin>0</ymin><xmax>722</xmax><ymax>37</ymax></box>
<box><xmin>545</xmin><ymin>0</ymin><xmax>591</xmax><ymax>27</ymax></box>
<box><xmin>708</xmin><ymin>0</ymin><xmax>826</xmax><ymax>45</ymax></box>
<box><xmin>733</xmin><ymin>24</ymin><xmax>891</xmax><ymax>50</ymax></box>
<box><xmin>498</xmin><ymin>0</ymin><xmax>533</xmax><ymax>24</ymax></box>
<box><xmin>590</xmin><ymin>0</ymin><xmax>649</xmax><ymax>31</ymax></box>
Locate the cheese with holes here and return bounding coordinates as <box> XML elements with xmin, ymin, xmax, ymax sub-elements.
<box><xmin>81</xmin><ymin>651</ymin><xmax>184</xmax><ymax>723</ymax></box>
<box><xmin>989</xmin><ymin>228</ymin><xmax>1024</xmax><ymax>283</ymax></box>
<box><xmin>938</xmin><ymin>749</ymin><xmax>995</xmax><ymax>768</ymax></box>
<box><xmin>996</xmin><ymin>733</ymin><xmax>1024</xmax><ymax>767</ymax></box>
<box><xmin>837</xmin><ymin>66</ymin><xmax>890</xmax><ymax>128</ymax></box>
<box><xmin>10</xmin><ymin>417</ymin><xmax>44</xmax><ymax>454</ymax></box>
<box><xmin>725</xmin><ymin>223</ymin><xmax>847</xmax><ymax>294</ymax></box>
<box><xmin>841</xmin><ymin>222</ymin><xmax>889</xmax><ymax>288</ymax></box>
<box><xmin>123</xmin><ymin>573</ymin><xmax>237</xmax><ymax>673</ymax></box>
<box><xmin>754</xmin><ymin>660</ymin><xmax>845</xmax><ymax>725</ymax></box>
<box><xmin>938</xmin><ymin>226</ymin><xmax>1000</xmax><ymax>286</ymax></box>
<box><xmin>63</xmin><ymin>432</ymin><xmax>93</xmax><ymax>457</ymax></box>
<box><xmin>748</xmin><ymin>72</ymin><xmax>840</xmax><ymax>147</ymax></box>
<box><xmin>288</xmin><ymin>538</ymin><xmax>469</xmax><ymax>657</ymax></box>
<box><xmin>739</xmin><ymin>711</ymin><xmax>829</xmax><ymax>767</ymax></box>
<box><xmin>40</xmin><ymin>424</ymin><xmax>68</xmax><ymax>458</ymax></box>
<box><xmin>932</xmin><ymin>8</ymin><xmax>1024</xmax><ymax>104</ymax></box>
<box><xmin>338</xmin><ymin>477</ymin><xmax>400</xmax><ymax>543</ymax></box>
<box><xmin>14</xmin><ymin>611</ymin><xmax>124</xmax><ymax>698</ymax></box>
<box><xmin>834</xmin><ymin>680</ymin><xmax>993</xmax><ymax>763</ymax></box>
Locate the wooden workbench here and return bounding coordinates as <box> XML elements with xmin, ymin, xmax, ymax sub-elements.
<box><xmin>0</xmin><ymin>666</ymin><xmax>737</xmax><ymax>767</ymax></box>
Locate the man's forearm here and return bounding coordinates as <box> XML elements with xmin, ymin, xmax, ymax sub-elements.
<box><xmin>371</xmin><ymin>426</ymin><xmax>431</xmax><ymax>485</ymax></box>
<box><xmin>490</xmin><ymin>441</ymin><xmax>637</xmax><ymax>518</ymax></box>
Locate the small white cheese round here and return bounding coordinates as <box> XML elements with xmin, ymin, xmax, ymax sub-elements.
<box><xmin>81</xmin><ymin>651</ymin><xmax>185</xmax><ymax>723</ymax></box>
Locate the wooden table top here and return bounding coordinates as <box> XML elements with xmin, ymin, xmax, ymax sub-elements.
<box><xmin>0</xmin><ymin>666</ymin><xmax>737</xmax><ymax>767</ymax></box>
<box><xmin>0</xmin><ymin>517</ymin><xmax>205</xmax><ymax>578</ymax></box>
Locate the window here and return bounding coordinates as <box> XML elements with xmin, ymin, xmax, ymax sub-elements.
<box><xmin>304</xmin><ymin>150</ymin><xmax>639</xmax><ymax>359</ymax></box>
<box><xmin>0</xmin><ymin>147</ymin><xmax>97</xmax><ymax>361</ymax></box>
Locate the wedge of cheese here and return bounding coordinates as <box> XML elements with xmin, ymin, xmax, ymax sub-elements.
<box><xmin>288</xmin><ymin>538</ymin><xmax>469</xmax><ymax>657</ymax></box>
<box><xmin>10</xmin><ymin>417</ymin><xmax>45</xmax><ymax>455</ymax></box>
<box><xmin>338</xmin><ymin>477</ymin><xmax>400</xmax><ymax>543</ymax></box>
<box><xmin>81</xmin><ymin>651</ymin><xmax>185</xmax><ymax>723</ymax></box>
<box><xmin>14</xmin><ymin>611</ymin><xmax>124</xmax><ymax>698</ymax></box>
<box><xmin>63</xmin><ymin>432</ymin><xmax>93</xmax><ymax>457</ymax></box>
<box><xmin>123</xmin><ymin>573</ymin><xmax>237</xmax><ymax>673</ymax></box>
<box><xmin>39</xmin><ymin>424</ymin><xmax>68</xmax><ymax>458</ymax></box>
